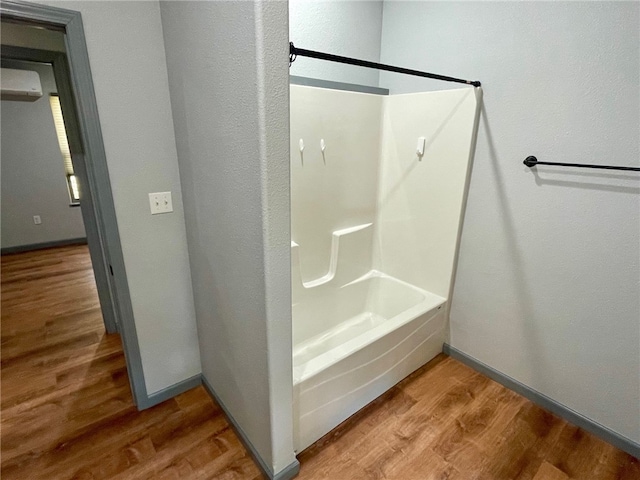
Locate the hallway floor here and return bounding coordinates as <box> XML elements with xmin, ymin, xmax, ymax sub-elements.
<box><xmin>0</xmin><ymin>246</ymin><xmax>260</xmax><ymax>480</ymax></box>
<box><xmin>1</xmin><ymin>246</ymin><xmax>637</xmax><ymax>479</ymax></box>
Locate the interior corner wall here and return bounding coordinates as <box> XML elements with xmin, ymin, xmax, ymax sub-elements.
<box><xmin>380</xmin><ymin>1</ymin><xmax>640</xmax><ymax>444</ymax></box>
<box><xmin>289</xmin><ymin>0</ymin><xmax>383</xmax><ymax>87</ymax></box>
<box><xmin>1</xmin><ymin>60</ymin><xmax>86</xmax><ymax>249</ymax></box>
<box><xmin>160</xmin><ymin>1</ymin><xmax>295</xmax><ymax>475</ymax></box>
<box><xmin>37</xmin><ymin>0</ymin><xmax>201</xmax><ymax>395</ymax></box>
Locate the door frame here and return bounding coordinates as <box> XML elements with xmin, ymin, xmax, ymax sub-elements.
<box><xmin>2</xmin><ymin>47</ymin><xmax>119</xmax><ymax>335</ymax></box>
<box><xmin>1</xmin><ymin>0</ymin><xmax>149</xmax><ymax>408</ymax></box>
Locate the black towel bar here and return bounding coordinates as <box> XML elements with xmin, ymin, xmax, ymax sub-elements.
<box><xmin>524</xmin><ymin>156</ymin><xmax>640</xmax><ymax>172</ymax></box>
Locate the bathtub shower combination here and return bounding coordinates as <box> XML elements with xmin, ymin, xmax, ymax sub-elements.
<box><xmin>290</xmin><ymin>81</ymin><xmax>482</xmax><ymax>451</ymax></box>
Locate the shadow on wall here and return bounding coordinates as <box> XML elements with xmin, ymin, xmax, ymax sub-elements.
<box><xmin>482</xmin><ymin>104</ymin><xmax>548</xmax><ymax>386</ymax></box>
<box><xmin>377</xmin><ymin>89</ymin><xmax>473</xmax><ymax>208</ymax></box>
<box><xmin>483</xmin><ymin>100</ymin><xmax>639</xmax><ymax>388</ymax></box>
<box><xmin>527</xmin><ymin>168</ymin><xmax>640</xmax><ymax>195</ymax></box>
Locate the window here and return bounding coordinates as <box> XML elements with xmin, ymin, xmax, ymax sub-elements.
<box><xmin>50</xmin><ymin>94</ymin><xmax>80</xmax><ymax>204</ymax></box>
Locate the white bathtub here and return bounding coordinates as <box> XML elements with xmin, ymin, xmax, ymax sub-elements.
<box><xmin>290</xmin><ymin>84</ymin><xmax>480</xmax><ymax>453</ymax></box>
<box><xmin>292</xmin><ymin>270</ymin><xmax>446</xmax><ymax>452</ymax></box>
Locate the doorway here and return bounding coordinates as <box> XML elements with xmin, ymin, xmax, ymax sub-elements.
<box><xmin>0</xmin><ymin>3</ymin><xmax>146</xmax><ymax>408</ymax></box>
<box><xmin>1</xmin><ymin>52</ymin><xmax>115</xmax><ymax>334</ymax></box>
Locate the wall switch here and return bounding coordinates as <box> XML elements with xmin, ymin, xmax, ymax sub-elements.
<box><xmin>149</xmin><ymin>192</ymin><xmax>173</xmax><ymax>215</ymax></box>
<box><xmin>33</xmin><ymin>215</ymin><xmax>42</xmax><ymax>225</ymax></box>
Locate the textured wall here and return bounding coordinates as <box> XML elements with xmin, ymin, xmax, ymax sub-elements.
<box><xmin>289</xmin><ymin>0</ymin><xmax>383</xmax><ymax>87</ymax></box>
<box><xmin>380</xmin><ymin>1</ymin><xmax>640</xmax><ymax>444</ymax></box>
<box><xmin>1</xmin><ymin>60</ymin><xmax>87</xmax><ymax>248</ymax></box>
<box><xmin>257</xmin><ymin>1</ymin><xmax>299</xmax><ymax>471</ymax></box>
<box><xmin>38</xmin><ymin>0</ymin><xmax>201</xmax><ymax>395</ymax></box>
<box><xmin>160</xmin><ymin>1</ymin><xmax>295</xmax><ymax>474</ymax></box>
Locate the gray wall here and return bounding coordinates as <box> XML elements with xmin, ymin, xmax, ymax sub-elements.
<box><xmin>289</xmin><ymin>0</ymin><xmax>383</xmax><ymax>87</ymax></box>
<box><xmin>160</xmin><ymin>1</ymin><xmax>295</xmax><ymax>475</ymax></box>
<box><xmin>380</xmin><ymin>1</ymin><xmax>640</xmax><ymax>444</ymax></box>
<box><xmin>1</xmin><ymin>60</ymin><xmax>86</xmax><ymax>249</ymax></box>
<box><xmin>38</xmin><ymin>0</ymin><xmax>201</xmax><ymax>396</ymax></box>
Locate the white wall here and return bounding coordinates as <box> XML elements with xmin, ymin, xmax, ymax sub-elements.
<box><xmin>1</xmin><ymin>60</ymin><xmax>86</xmax><ymax>248</ymax></box>
<box><xmin>37</xmin><ymin>0</ymin><xmax>201</xmax><ymax>395</ymax></box>
<box><xmin>380</xmin><ymin>1</ymin><xmax>640</xmax><ymax>444</ymax></box>
<box><xmin>160</xmin><ymin>1</ymin><xmax>295</xmax><ymax>475</ymax></box>
<box><xmin>289</xmin><ymin>0</ymin><xmax>383</xmax><ymax>87</ymax></box>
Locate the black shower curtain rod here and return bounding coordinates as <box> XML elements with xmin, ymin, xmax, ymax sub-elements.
<box><xmin>289</xmin><ymin>43</ymin><xmax>482</xmax><ymax>88</ymax></box>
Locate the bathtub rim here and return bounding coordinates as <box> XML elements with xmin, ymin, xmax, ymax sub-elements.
<box><xmin>293</xmin><ymin>270</ymin><xmax>446</xmax><ymax>384</ymax></box>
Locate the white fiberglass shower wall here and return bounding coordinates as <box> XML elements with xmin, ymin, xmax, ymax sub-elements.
<box><xmin>291</xmin><ymin>82</ymin><xmax>482</xmax><ymax>451</ymax></box>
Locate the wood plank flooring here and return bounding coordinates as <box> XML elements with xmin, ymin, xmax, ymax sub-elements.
<box><xmin>297</xmin><ymin>355</ymin><xmax>639</xmax><ymax>480</ymax></box>
<box><xmin>1</xmin><ymin>246</ymin><xmax>261</xmax><ymax>480</ymax></box>
<box><xmin>2</xmin><ymin>246</ymin><xmax>638</xmax><ymax>479</ymax></box>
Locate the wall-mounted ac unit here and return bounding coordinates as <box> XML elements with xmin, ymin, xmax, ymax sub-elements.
<box><xmin>1</xmin><ymin>68</ymin><xmax>43</xmax><ymax>101</ymax></box>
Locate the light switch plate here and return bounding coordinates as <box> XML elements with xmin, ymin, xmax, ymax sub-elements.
<box><xmin>149</xmin><ymin>192</ymin><xmax>173</xmax><ymax>215</ymax></box>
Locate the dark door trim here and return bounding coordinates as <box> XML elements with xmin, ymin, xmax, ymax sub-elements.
<box><xmin>1</xmin><ymin>0</ymin><xmax>149</xmax><ymax>408</ymax></box>
<box><xmin>2</xmin><ymin>46</ymin><xmax>119</xmax><ymax>335</ymax></box>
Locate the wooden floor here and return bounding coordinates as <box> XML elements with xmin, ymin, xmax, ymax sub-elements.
<box><xmin>297</xmin><ymin>356</ymin><xmax>639</xmax><ymax>480</ymax></box>
<box><xmin>1</xmin><ymin>246</ymin><xmax>260</xmax><ymax>480</ymax></box>
<box><xmin>2</xmin><ymin>246</ymin><xmax>638</xmax><ymax>479</ymax></box>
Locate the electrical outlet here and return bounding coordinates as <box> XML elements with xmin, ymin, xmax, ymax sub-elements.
<box><xmin>33</xmin><ymin>215</ymin><xmax>42</xmax><ymax>225</ymax></box>
<box><xmin>148</xmin><ymin>192</ymin><xmax>173</xmax><ymax>215</ymax></box>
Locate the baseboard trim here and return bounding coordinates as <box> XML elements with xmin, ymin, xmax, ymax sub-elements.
<box><xmin>138</xmin><ymin>374</ymin><xmax>202</xmax><ymax>410</ymax></box>
<box><xmin>1</xmin><ymin>237</ymin><xmax>87</xmax><ymax>255</ymax></box>
<box><xmin>273</xmin><ymin>459</ymin><xmax>300</xmax><ymax>480</ymax></box>
<box><xmin>201</xmin><ymin>376</ymin><xmax>300</xmax><ymax>480</ymax></box>
<box><xmin>443</xmin><ymin>344</ymin><xmax>640</xmax><ymax>459</ymax></box>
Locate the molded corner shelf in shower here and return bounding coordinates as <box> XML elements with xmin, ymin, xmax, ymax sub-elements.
<box><xmin>291</xmin><ymin>223</ymin><xmax>373</xmax><ymax>289</ymax></box>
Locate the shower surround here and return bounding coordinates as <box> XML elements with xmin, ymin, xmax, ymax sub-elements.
<box><xmin>291</xmin><ymin>83</ymin><xmax>481</xmax><ymax>451</ymax></box>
